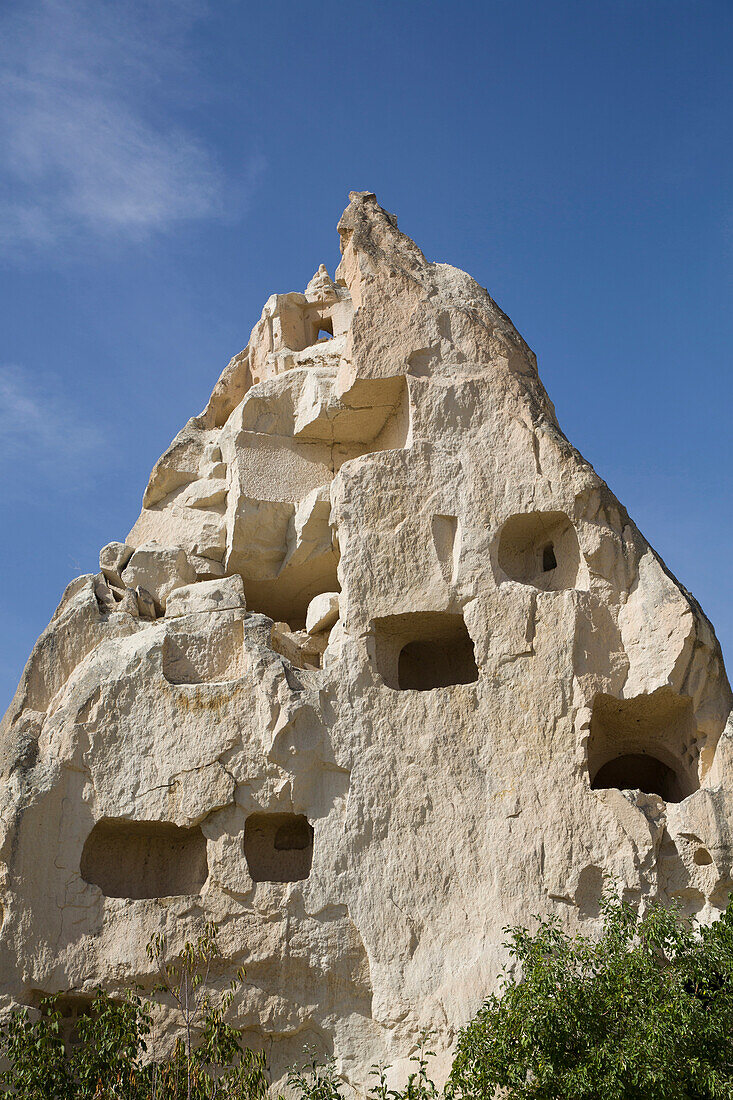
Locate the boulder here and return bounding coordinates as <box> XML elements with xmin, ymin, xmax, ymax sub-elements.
<box><xmin>99</xmin><ymin>541</ymin><xmax>134</xmax><ymax>587</ymax></box>
<box><xmin>305</xmin><ymin>591</ymin><xmax>340</xmax><ymax>635</ymax></box>
<box><xmin>165</xmin><ymin>575</ymin><xmax>246</xmax><ymax>618</ymax></box>
<box><xmin>121</xmin><ymin>543</ymin><xmax>197</xmax><ymax>610</ymax></box>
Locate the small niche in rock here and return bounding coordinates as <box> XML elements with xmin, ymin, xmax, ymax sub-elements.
<box><xmin>244</xmin><ymin>813</ymin><xmax>314</xmax><ymax>883</ymax></box>
<box><xmin>496</xmin><ymin>511</ymin><xmax>581</xmax><ymax>591</ymax></box>
<box><xmin>542</xmin><ymin>542</ymin><xmax>557</xmax><ymax>572</ymax></box>
<box><xmin>588</xmin><ymin>690</ymin><xmax>699</xmax><ymax>804</ymax></box>
<box><xmin>372</xmin><ymin>612</ymin><xmax>479</xmax><ymax>691</ymax></box>
<box><xmin>27</xmin><ymin>993</ymin><xmax>94</xmax><ymax>1050</ymax></box>
<box><xmin>432</xmin><ymin>515</ymin><xmax>460</xmax><ymax>584</ymax></box>
<box><xmin>80</xmin><ymin>820</ymin><xmax>208</xmax><ymax>899</ymax></box>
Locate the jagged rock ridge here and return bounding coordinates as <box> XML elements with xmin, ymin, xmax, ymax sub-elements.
<box><xmin>1</xmin><ymin>192</ymin><xmax>731</xmax><ymax>1089</ymax></box>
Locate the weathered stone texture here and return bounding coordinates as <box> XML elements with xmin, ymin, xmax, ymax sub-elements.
<box><xmin>1</xmin><ymin>192</ymin><xmax>731</xmax><ymax>1090</ymax></box>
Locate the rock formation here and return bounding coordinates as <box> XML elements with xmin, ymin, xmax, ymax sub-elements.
<box><xmin>1</xmin><ymin>192</ymin><xmax>731</xmax><ymax>1089</ymax></box>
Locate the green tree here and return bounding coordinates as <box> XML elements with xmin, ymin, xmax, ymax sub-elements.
<box><xmin>449</xmin><ymin>891</ymin><xmax>733</xmax><ymax>1100</ymax></box>
<box><xmin>146</xmin><ymin>921</ymin><xmax>267</xmax><ymax>1100</ymax></box>
<box><xmin>0</xmin><ymin>995</ymin><xmax>71</xmax><ymax>1100</ymax></box>
<box><xmin>0</xmin><ymin>925</ymin><xmax>268</xmax><ymax>1100</ymax></box>
<box><xmin>0</xmin><ymin>989</ymin><xmax>152</xmax><ymax>1100</ymax></box>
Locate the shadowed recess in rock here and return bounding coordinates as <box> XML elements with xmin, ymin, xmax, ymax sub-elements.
<box><xmin>496</xmin><ymin>510</ymin><xmax>580</xmax><ymax>591</ymax></box>
<box><xmin>244</xmin><ymin>813</ymin><xmax>314</xmax><ymax>883</ymax></box>
<box><xmin>80</xmin><ymin>820</ymin><xmax>208</xmax><ymax>898</ymax></box>
<box><xmin>588</xmin><ymin>690</ymin><xmax>700</xmax><ymax>803</ymax></box>
<box><xmin>591</xmin><ymin>753</ymin><xmax>685</xmax><ymax>802</ymax></box>
<box><xmin>372</xmin><ymin>611</ymin><xmax>479</xmax><ymax>690</ymax></box>
<box><xmin>25</xmin><ymin>994</ymin><xmax>95</xmax><ymax>1051</ymax></box>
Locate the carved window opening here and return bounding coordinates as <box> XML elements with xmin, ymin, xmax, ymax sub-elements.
<box><xmin>542</xmin><ymin>542</ymin><xmax>557</xmax><ymax>572</ymax></box>
<box><xmin>26</xmin><ymin>994</ymin><xmax>95</xmax><ymax>1051</ymax></box>
<box><xmin>591</xmin><ymin>753</ymin><xmax>684</xmax><ymax>801</ymax></box>
<box><xmin>587</xmin><ymin>690</ymin><xmax>699</xmax><ymax>804</ymax></box>
<box><xmin>80</xmin><ymin>820</ymin><xmax>208</xmax><ymax>899</ymax></box>
<box><xmin>372</xmin><ymin>612</ymin><xmax>479</xmax><ymax>691</ymax></box>
<box><xmin>312</xmin><ymin>315</ymin><xmax>334</xmax><ymax>344</ymax></box>
<box><xmin>496</xmin><ymin>511</ymin><xmax>581</xmax><ymax>591</ymax></box>
<box><xmin>244</xmin><ymin>813</ymin><xmax>314</xmax><ymax>883</ymax></box>
<box><xmin>57</xmin><ymin>997</ymin><xmax>93</xmax><ymax>1050</ymax></box>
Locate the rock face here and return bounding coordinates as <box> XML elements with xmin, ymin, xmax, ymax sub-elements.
<box><xmin>1</xmin><ymin>192</ymin><xmax>731</xmax><ymax>1088</ymax></box>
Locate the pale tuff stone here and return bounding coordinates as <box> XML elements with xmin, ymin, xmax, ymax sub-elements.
<box><xmin>165</xmin><ymin>575</ymin><xmax>246</xmax><ymax>618</ymax></box>
<box><xmin>270</xmin><ymin>622</ymin><xmax>327</xmax><ymax>670</ymax></box>
<box><xmin>115</xmin><ymin>588</ymin><xmax>140</xmax><ymax>618</ymax></box>
<box><xmin>121</xmin><ymin>542</ymin><xmax>197</xmax><ymax>610</ymax></box>
<box><xmin>135</xmin><ymin>585</ymin><xmax>157</xmax><ymax>620</ymax></box>
<box><xmin>99</xmin><ymin>541</ymin><xmax>134</xmax><ymax>588</ymax></box>
<box><xmin>93</xmin><ymin>572</ymin><xmax>117</xmax><ymax>613</ymax></box>
<box><xmin>305</xmin><ymin>592</ymin><xmax>339</xmax><ymax>635</ymax></box>
<box><xmin>1</xmin><ymin>192</ymin><xmax>731</xmax><ymax>1094</ymax></box>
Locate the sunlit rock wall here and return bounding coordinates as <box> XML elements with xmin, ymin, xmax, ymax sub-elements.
<box><xmin>1</xmin><ymin>192</ymin><xmax>730</xmax><ymax>1090</ymax></box>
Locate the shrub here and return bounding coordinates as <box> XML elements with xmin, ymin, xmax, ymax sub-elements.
<box><xmin>448</xmin><ymin>892</ymin><xmax>733</xmax><ymax>1099</ymax></box>
<box><xmin>0</xmin><ymin>989</ymin><xmax>151</xmax><ymax>1099</ymax></box>
<box><xmin>0</xmin><ymin>925</ymin><xmax>267</xmax><ymax>1100</ymax></box>
<box><xmin>145</xmin><ymin>921</ymin><xmax>268</xmax><ymax>1100</ymax></box>
<box><xmin>2</xmin><ymin>895</ymin><xmax>733</xmax><ymax>1098</ymax></box>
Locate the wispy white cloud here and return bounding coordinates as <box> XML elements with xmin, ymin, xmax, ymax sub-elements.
<box><xmin>0</xmin><ymin>364</ymin><xmax>106</xmax><ymax>489</ymax></box>
<box><xmin>0</xmin><ymin>0</ymin><xmax>248</xmax><ymax>248</ymax></box>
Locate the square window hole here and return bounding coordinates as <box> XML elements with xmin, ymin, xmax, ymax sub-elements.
<box><xmin>588</xmin><ymin>690</ymin><xmax>699</xmax><ymax>803</ymax></box>
<box><xmin>497</xmin><ymin>510</ymin><xmax>580</xmax><ymax>590</ymax></box>
<box><xmin>371</xmin><ymin>612</ymin><xmax>478</xmax><ymax>691</ymax></box>
<box><xmin>311</xmin><ymin>315</ymin><xmax>333</xmax><ymax>344</ymax></box>
<box><xmin>244</xmin><ymin>813</ymin><xmax>314</xmax><ymax>883</ymax></box>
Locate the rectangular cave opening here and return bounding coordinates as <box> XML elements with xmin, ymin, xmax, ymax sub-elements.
<box><xmin>244</xmin><ymin>813</ymin><xmax>314</xmax><ymax>883</ymax></box>
<box><xmin>311</xmin><ymin>314</ymin><xmax>334</xmax><ymax>344</ymax></box>
<box><xmin>27</xmin><ymin>993</ymin><xmax>95</xmax><ymax>1051</ymax></box>
<box><xmin>587</xmin><ymin>690</ymin><xmax>699</xmax><ymax>803</ymax></box>
<box><xmin>371</xmin><ymin>611</ymin><xmax>479</xmax><ymax>691</ymax></box>
<box><xmin>80</xmin><ymin>820</ymin><xmax>208</xmax><ymax>899</ymax></box>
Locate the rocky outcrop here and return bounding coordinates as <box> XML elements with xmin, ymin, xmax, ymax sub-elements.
<box><xmin>1</xmin><ymin>192</ymin><xmax>731</xmax><ymax>1090</ymax></box>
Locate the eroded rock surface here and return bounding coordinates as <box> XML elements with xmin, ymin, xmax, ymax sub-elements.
<box><xmin>1</xmin><ymin>192</ymin><xmax>731</xmax><ymax>1089</ymax></box>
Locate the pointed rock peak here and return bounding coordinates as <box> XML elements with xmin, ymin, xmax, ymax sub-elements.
<box><xmin>304</xmin><ymin>263</ymin><xmax>344</xmax><ymax>303</ymax></box>
<box><xmin>337</xmin><ymin>189</ymin><xmax>428</xmax><ymax>287</ymax></box>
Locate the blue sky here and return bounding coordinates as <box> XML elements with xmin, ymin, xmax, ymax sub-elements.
<box><xmin>1</xmin><ymin>0</ymin><xmax>731</xmax><ymax>711</ymax></box>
